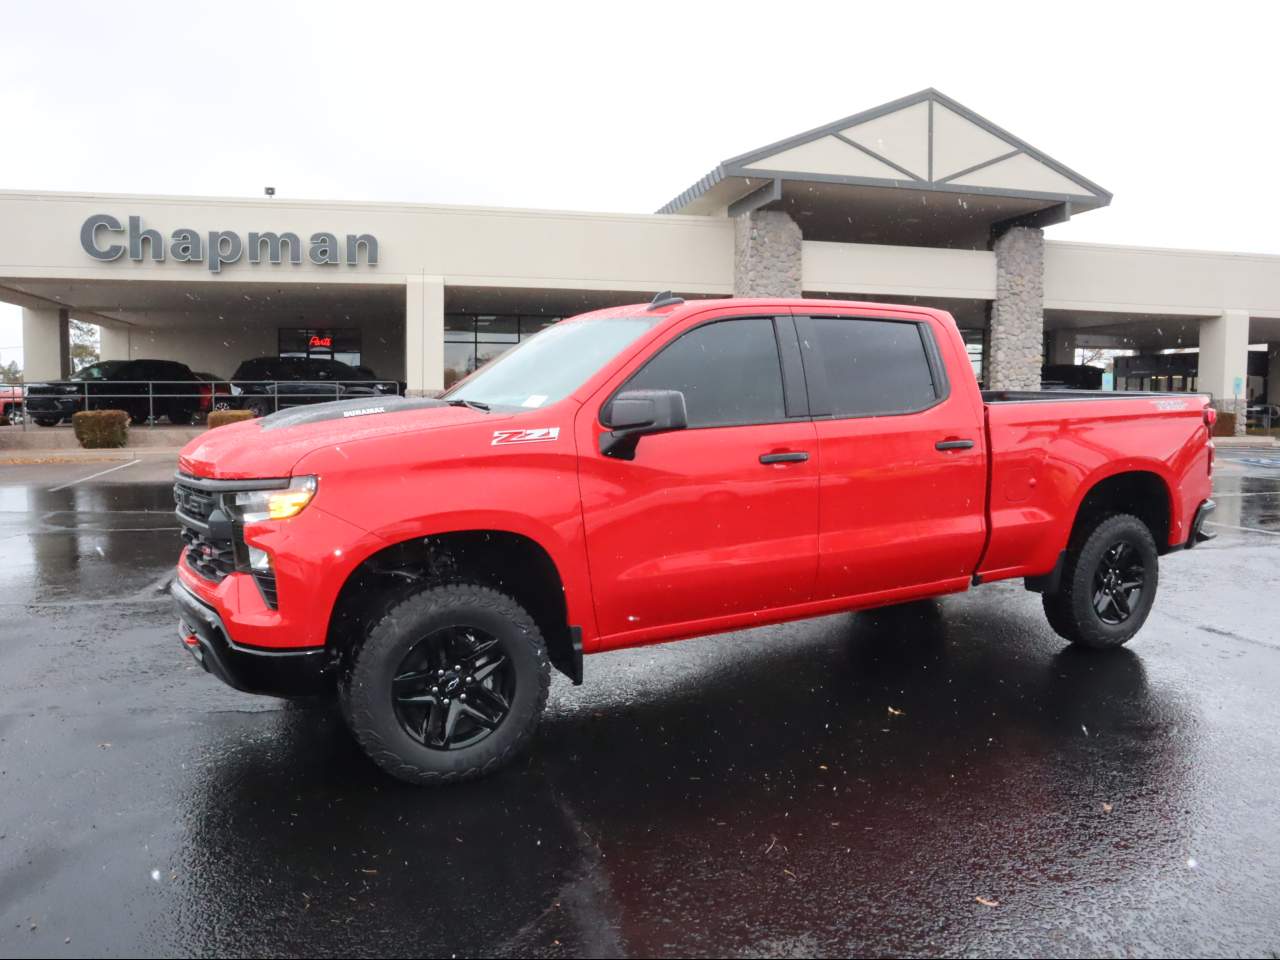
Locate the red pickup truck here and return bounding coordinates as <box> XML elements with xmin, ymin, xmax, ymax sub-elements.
<box><xmin>172</xmin><ymin>296</ymin><xmax>1216</xmax><ymax>784</ymax></box>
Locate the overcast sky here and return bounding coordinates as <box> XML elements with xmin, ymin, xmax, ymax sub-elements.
<box><xmin>2</xmin><ymin>0</ymin><xmax>1277</xmax><ymax>366</ymax></box>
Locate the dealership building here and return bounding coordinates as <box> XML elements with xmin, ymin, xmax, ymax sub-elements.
<box><xmin>3</xmin><ymin>89</ymin><xmax>1279</xmax><ymax>432</ymax></box>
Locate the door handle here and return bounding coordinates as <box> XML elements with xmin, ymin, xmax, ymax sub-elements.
<box><xmin>935</xmin><ymin>439</ymin><xmax>975</xmax><ymax>451</ymax></box>
<box><xmin>759</xmin><ymin>451</ymin><xmax>809</xmax><ymax>464</ymax></box>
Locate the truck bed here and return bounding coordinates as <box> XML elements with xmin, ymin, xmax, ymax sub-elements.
<box><xmin>982</xmin><ymin>389</ymin><xmax>1192</xmax><ymax>403</ymax></box>
<box><xmin>977</xmin><ymin>389</ymin><xmax>1213</xmax><ymax>584</ymax></box>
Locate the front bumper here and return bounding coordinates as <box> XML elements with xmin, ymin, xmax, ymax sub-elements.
<box><xmin>1186</xmin><ymin>498</ymin><xmax>1217</xmax><ymax>548</ymax></box>
<box><xmin>171</xmin><ymin>579</ymin><xmax>331</xmax><ymax>697</ymax></box>
<box><xmin>25</xmin><ymin>396</ymin><xmax>79</xmax><ymax>416</ymax></box>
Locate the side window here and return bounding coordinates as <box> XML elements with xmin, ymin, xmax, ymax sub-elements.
<box><xmin>807</xmin><ymin>317</ymin><xmax>940</xmax><ymax>418</ymax></box>
<box><xmin>624</xmin><ymin>317</ymin><xmax>785</xmax><ymax>428</ymax></box>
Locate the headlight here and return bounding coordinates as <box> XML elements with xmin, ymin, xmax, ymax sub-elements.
<box><xmin>229</xmin><ymin>476</ymin><xmax>317</xmax><ymax>522</ymax></box>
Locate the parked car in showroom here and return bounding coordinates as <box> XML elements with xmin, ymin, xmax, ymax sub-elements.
<box><xmin>25</xmin><ymin>359</ymin><xmax>205</xmax><ymax>426</ymax></box>
<box><xmin>230</xmin><ymin>356</ymin><xmax>399</xmax><ymax>417</ymax></box>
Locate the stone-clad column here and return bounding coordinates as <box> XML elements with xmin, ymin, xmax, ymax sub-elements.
<box><xmin>987</xmin><ymin>226</ymin><xmax>1045</xmax><ymax>391</ymax></box>
<box><xmin>733</xmin><ymin>210</ymin><xmax>801</xmax><ymax>298</ymax></box>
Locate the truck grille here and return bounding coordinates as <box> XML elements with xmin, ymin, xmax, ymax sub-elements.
<box><xmin>173</xmin><ymin>474</ymin><xmax>280</xmax><ymax>610</ymax></box>
<box><xmin>174</xmin><ymin>478</ymin><xmax>235</xmax><ymax>582</ymax></box>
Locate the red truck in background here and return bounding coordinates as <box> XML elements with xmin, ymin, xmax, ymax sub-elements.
<box><xmin>171</xmin><ymin>295</ymin><xmax>1216</xmax><ymax>784</ymax></box>
<box><xmin>0</xmin><ymin>382</ymin><xmax>21</xmax><ymax>421</ymax></box>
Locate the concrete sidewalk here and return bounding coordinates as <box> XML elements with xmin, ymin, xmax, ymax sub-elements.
<box><xmin>0</xmin><ymin>424</ymin><xmax>204</xmax><ymax>451</ymax></box>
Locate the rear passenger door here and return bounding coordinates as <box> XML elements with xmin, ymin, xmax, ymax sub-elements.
<box><xmin>578</xmin><ymin>313</ymin><xmax>820</xmax><ymax>642</ymax></box>
<box><xmin>796</xmin><ymin>313</ymin><xmax>987</xmax><ymax>602</ymax></box>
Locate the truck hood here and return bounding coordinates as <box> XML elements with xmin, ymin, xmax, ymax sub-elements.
<box><xmin>178</xmin><ymin>397</ymin><xmax>493</xmax><ymax>479</ymax></box>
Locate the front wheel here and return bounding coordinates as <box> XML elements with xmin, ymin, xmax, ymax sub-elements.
<box><xmin>1043</xmin><ymin>513</ymin><xmax>1159</xmax><ymax>649</ymax></box>
<box><xmin>339</xmin><ymin>583</ymin><xmax>551</xmax><ymax>784</ymax></box>
<box><xmin>33</xmin><ymin>416</ymin><xmax>62</xmax><ymax>427</ymax></box>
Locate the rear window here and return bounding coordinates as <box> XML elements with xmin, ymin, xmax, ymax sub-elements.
<box><xmin>804</xmin><ymin>317</ymin><xmax>939</xmax><ymax>417</ymax></box>
<box><xmin>133</xmin><ymin>360</ymin><xmax>194</xmax><ymax>379</ymax></box>
<box><xmin>234</xmin><ymin>359</ymin><xmax>281</xmax><ymax>379</ymax></box>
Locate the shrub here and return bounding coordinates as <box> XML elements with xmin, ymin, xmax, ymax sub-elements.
<box><xmin>0</xmin><ymin>415</ymin><xmax>9</xmax><ymax>427</ymax></box>
<box><xmin>1213</xmin><ymin>412</ymin><xmax>1237</xmax><ymax>437</ymax></box>
<box><xmin>72</xmin><ymin>410</ymin><xmax>129</xmax><ymax>448</ymax></box>
<box><xmin>207</xmin><ymin>409</ymin><xmax>256</xmax><ymax>429</ymax></box>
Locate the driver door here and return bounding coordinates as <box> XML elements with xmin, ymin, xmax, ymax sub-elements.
<box><xmin>576</xmin><ymin>312</ymin><xmax>819</xmax><ymax>646</ymax></box>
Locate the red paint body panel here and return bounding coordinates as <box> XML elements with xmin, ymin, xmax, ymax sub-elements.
<box><xmin>173</xmin><ymin>297</ymin><xmax>1214</xmax><ymax>663</ymax></box>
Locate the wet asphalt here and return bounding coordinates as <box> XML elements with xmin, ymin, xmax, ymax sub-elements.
<box><xmin>1</xmin><ymin>454</ymin><xmax>1280</xmax><ymax>958</ymax></box>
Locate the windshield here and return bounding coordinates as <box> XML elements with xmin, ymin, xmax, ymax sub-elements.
<box><xmin>71</xmin><ymin>361</ymin><xmax>128</xmax><ymax>381</ymax></box>
<box><xmin>444</xmin><ymin>316</ymin><xmax>659</xmax><ymax>409</ymax></box>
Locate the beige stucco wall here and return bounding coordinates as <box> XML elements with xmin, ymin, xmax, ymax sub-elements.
<box><xmin>1044</xmin><ymin>240</ymin><xmax>1280</xmax><ymax>318</ymax></box>
<box><xmin>802</xmin><ymin>240</ymin><xmax>996</xmax><ymax>300</ymax></box>
<box><xmin>0</xmin><ymin>190</ymin><xmax>735</xmax><ymax>294</ymax></box>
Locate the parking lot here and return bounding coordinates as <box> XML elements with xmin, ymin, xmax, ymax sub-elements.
<box><xmin>1</xmin><ymin>452</ymin><xmax>1279</xmax><ymax>958</ymax></box>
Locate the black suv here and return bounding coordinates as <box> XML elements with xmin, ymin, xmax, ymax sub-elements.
<box><xmin>25</xmin><ymin>359</ymin><xmax>204</xmax><ymax>426</ymax></box>
<box><xmin>230</xmin><ymin>357</ymin><xmax>398</xmax><ymax>416</ymax></box>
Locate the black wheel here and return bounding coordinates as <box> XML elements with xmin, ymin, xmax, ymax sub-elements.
<box><xmin>1043</xmin><ymin>513</ymin><xmax>1159</xmax><ymax>649</ymax></box>
<box><xmin>245</xmin><ymin>398</ymin><xmax>273</xmax><ymax>418</ymax></box>
<box><xmin>167</xmin><ymin>406</ymin><xmax>196</xmax><ymax>425</ymax></box>
<box><xmin>33</xmin><ymin>416</ymin><xmax>62</xmax><ymax>427</ymax></box>
<box><xmin>339</xmin><ymin>583</ymin><xmax>550</xmax><ymax>784</ymax></box>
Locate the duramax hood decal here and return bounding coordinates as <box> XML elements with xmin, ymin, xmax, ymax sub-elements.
<box><xmin>258</xmin><ymin>396</ymin><xmax>447</xmax><ymax>431</ymax></box>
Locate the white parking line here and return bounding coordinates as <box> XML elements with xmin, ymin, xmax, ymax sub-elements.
<box><xmin>48</xmin><ymin>458</ymin><xmax>141</xmax><ymax>492</ymax></box>
<box><xmin>1206</xmin><ymin>520</ymin><xmax>1280</xmax><ymax>537</ymax></box>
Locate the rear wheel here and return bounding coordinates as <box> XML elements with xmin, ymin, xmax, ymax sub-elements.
<box><xmin>33</xmin><ymin>416</ymin><xmax>61</xmax><ymax>427</ymax></box>
<box><xmin>245</xmin><ymin>398</ymin><xmax>273</xmax><ymax>418</ymax></box>
<box><xmin>1043</xmin><ymin>513</ymin><xmax>1159</xmax><ymax>649</ymax></box>
<box><xmin>339</xmin><ymin>583</ymin><xmax>550</xmax><ymax>784</ymax></box>
<box><xmin>167</xmin><ymin>406</ymin><xmax>196</xmax><ymax>425</ymax></box>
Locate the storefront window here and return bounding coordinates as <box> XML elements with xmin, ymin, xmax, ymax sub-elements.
<box><xmin>443</xmin><ymin>314</ymin><xmax>562</xmax><ymax>387</ymax></box>
<box><xmin>280</xmin><ymin>328</ymin><xmax>361</xmax><ymax>367</ymax></box>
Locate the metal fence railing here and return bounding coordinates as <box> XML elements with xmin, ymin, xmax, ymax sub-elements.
<box><xmin>0</xmin><ymin>378</ymin><xmax>404</xmax><ymax>431</ymax></box>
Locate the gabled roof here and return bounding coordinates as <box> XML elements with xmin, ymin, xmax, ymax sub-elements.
<box><xmin>658</xmin><ymin>89</ymin><xmax>1111</xmax><ymax>217</ymax></box>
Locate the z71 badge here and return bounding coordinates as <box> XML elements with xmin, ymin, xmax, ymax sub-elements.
<box><xmin>491</xmin><ymin>427</ymin><xmax>560</xmax><ymax>446</ymax></box>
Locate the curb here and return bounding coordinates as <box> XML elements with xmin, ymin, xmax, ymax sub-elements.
<box><xmin>0</xmin><ymin>448</ymin><xmax>184</xmax><ymax>464</ymax></box>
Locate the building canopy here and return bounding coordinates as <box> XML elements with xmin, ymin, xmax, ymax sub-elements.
<box><xmin>660</xmin><ymin>89</ymin><xmax>1111</xmax><ymax>248</ymax></box>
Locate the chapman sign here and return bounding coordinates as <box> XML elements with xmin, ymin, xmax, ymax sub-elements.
<box><xmin>80</xmin><ymin>214</ymin><xmax>379</xmax><ymax>273</ymax></box>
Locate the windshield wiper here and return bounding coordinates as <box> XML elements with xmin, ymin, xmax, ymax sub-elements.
<box><xmin>445</xmin><ymin>398</ymin><xmax>490</xmax><ymax>412</ymax></box>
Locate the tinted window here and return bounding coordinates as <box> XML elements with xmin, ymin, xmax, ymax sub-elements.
<box><xmin>71</xmin><ymin>361</ymin><xmax>128</xmax><ymax>381</ymax></box>
<box><xmin>234</xmin><ymin>359</ymin><xmax>282</xmax><ymax>379</ymax></box>
<box><xmin>806</xmin><ymin>318</ymin><xmax>938</xmax><ymax>417</ymax></box>
<box><xmin>625</xmin><ymin>317</ymin><xmax>785</xmax><ymax>428</ymax></box>
<box><xmin>314</xmin><ymin>359</ymin><xmax>363</xmax><ymax>379</ymax></box>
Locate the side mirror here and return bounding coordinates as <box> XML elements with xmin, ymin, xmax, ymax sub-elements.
<box><xmin>599</xmin><ymin>389</ymin><xmax>688</xmax><ymax>459</ymax></box>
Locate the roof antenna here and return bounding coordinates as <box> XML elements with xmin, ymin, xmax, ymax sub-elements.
<box><xmin>647</xmin><ymin>290</ymin><xmax>685</xmax><ymax>311</ymax></box>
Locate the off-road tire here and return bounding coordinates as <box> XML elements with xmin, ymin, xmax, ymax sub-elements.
<box><xmin>1043</xmin><ymin>513</ymin><xmax>1159</xmax><ymax>649</ymax></box>
<box><xmin>339</xmin><ymin>582</ymin><xmax>551</xmax><ymax>784</ymax></box>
